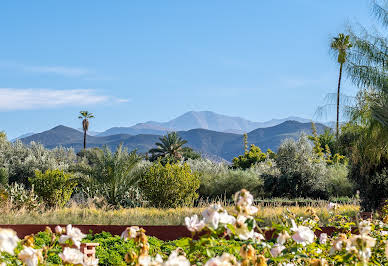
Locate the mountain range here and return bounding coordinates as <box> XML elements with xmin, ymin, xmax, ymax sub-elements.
<box><xmin>19</xmin><ymin>119</ymin><xmax>327</xmax><ymax>162</ymax></box>
<box><xmin>97</xmin><ymin>111</ymin><xmax>312</xmax><ymax>136</ymax></box>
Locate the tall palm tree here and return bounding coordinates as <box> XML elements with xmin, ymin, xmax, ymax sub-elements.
<box><xmin>78</xmin><ymin>111</ymin><xmax>94</xmax><ymax>150</ymax></box>
<box><xmin>149</xmin><ymin>132</ymin><xmax>187</xmax><ymax>161</ymax></box>
<box><xmin>331</xmin><ymin>33</ymin><xmax>352</xmax><ymax>139</ymax></box>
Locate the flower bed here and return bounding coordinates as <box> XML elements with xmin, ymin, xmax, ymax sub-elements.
<box><xmin>0</xmin><ymin>189</ymin><xmax>387</xmax><ymax>265</ymax></box>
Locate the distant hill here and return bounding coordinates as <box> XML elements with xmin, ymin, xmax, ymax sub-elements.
<box><xmin>20</xmin><ymin>121</ymin><xmax>325</xmax><ymax>161</ymax></box>
<box><xmin>97</xmin><ymin>111</ymin><xmax>311</xmax><ymax>136</ymax></box>
<box><xmin>11</xmin><ymin>132</ymin><xmax>35</xmax><ymax>142</ymax></box>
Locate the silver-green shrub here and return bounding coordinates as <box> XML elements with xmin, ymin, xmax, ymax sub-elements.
<box><xmin>0</xmin><ymin>137</ymin><xmax>76</xmax><ymax>185</ymax></box>
<box><xmin>186</xmin><ymin>159</ymin><xmax>275</xmax><ymax>200</ymax></box>
<box><xmin>266</xmin><ymin>134</ymin><xmax>352</xmax><ymax>199</ymax></box>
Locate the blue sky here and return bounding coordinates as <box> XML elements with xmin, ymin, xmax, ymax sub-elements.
<box><xmin>0</xmin><ymin>0</ymin><xmax>375</xmax><ymax>138</ymax></box>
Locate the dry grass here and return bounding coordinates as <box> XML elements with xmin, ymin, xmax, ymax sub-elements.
<box><xmin>0</xmin><ymin>202</ymin><xmax>359</xmax><ymax>226</ymax></box>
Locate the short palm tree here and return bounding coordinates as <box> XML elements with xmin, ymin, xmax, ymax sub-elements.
<box><xmin>149</xmin><ymin>132</ymin><xmax>187</xmax><ymax>161</ymax></box>
<box><xmin>331</xmin><ymin>33</ymin><xmax>352</xmax><ymax>138</ymax></box>
<box><xmin>78</xmin><ymin>111</ymin><xmax>94</xmax><ymax>150</ymax></box>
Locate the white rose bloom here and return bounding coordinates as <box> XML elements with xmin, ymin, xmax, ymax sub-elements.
<box><xmin>290</xmin><ymin>220</ymin><xmax>314</xmax><ymax>246</ymax></box>
<box><xmin>138</xmin><ymin>254</ymin><xmax>163</xmax><ymax>266</ymax></box>
<box><xmin>164</xmin><ymin>250</ymin><xmax>190</xmax><ymax>266</ymax></box>
<box><xmin>234</xmin><ymin>190</ymin><xmax>254</xmax><ymax>208</ymax></box>
<box><xmin>121</xmin><ymin>226</ymin><xmax>140</xmax><ymax>240</ymax></box>
<box><xmin>18</xmin><ymin>247</ymin><xmax>42</xmax><ymax>266</ymax></box>
<box><xmin>55</xmin><ymin>225</ymin><xmax>63</xmax><ymax>234</ymax></box>
<box><xmin>202</xmin><ymin>204</ymin><xmax>221</xmax><ymax>229</ymax></box>
<box><xmin>276</xmin><ymin>231</ymin><xmax>290</xmax><ymax>245</ymax></box>
<box><xmin>185</xmin><ymin>215</ymin><xmax>205</xmax><ymax>232</ymax></box>
<box><xmin>59</xmin><ymin>247</ymin><xmax>84</xmax><ymax>265</ymax></box>
<box><xmin>205</xmin><ymin>253</ymin><xmax>238</xmax><ymax>266</ymax></box>
<box><xmin>292</xmin><ymin>226</ymin><xmax>315</xmax><ymax>245</ymax></box>
<box><xmin>0</xmin><ymin>228</ymin><xmax>19</xmax><ymax>255</ymax></box>
<box><xmin>381</xmin><ymin>231</ymin><xmax>388</xmax><ymax>236</ymax></box>
<box><xmin>58</xmin><ymin>224</ymin><xmax>86</xmax><ymax>249</ymax></box>
<box><xmin>235</xmin><ymin>215</ymin><xmax>255</xmax><ymax>240</ymax></box>
<box><xmin>359</xmin><ymin>221</ymin><xmax>372</xmax><ymax>235</ymax></box>
<box><xmin>253</xmin><ymin>232</ymin><xmax>265</xmax><ymax>242</ymax></box>
<box><xmin>247</xmin><ymin>205</ymin><xmax>258</xmax><ymax>216</ymax></box>
<box><xmin>319</xmin><ymin>233</ymin><xmax>328</xmax><ymax>244</ymax></box>
<box><xmin>218</xmin><ymin>210</ymin><xmax>236</xmax><ymax>225</ymax></box>
<box><xmin>270</xmin><ymin>244</ymin><xmax>285</xmax><ymax>257</ymax></box>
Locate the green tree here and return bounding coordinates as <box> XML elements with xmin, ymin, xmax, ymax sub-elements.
<box><xmin>232</xmin><ymin>144</ymin><xmax>267</xmax><ymax>169</ymax></box>
<box><xmin>29</xmin><ymin>169</ymin><xmax>78</xmax><ymax>207</ymax></box>
<box><xmin>149</xmin><ymin>132</ymin><xmax>188</xmax><ymax>162</ymax></box>
<box><xmin>77</xmin><ymin>144</ymin><xmax>141</xmax><ymax>206</ymax></box>
<box><xmin>181</xmin><ymin>147</ymin><xmax>201</xmax><ymax>160</ymax></box>
<box><xmin>78</xmin><ymin>111</ymin><xmax>95</xmax><ymax>150</ymax></box>
<box><xmin>343</xmin><ymin>0</ymin><xmax>388</xmax><ymax>210</ymax></box>
<box><xmin>330</xmin><ymin>33</ymin><xmax>352</xmax><ymax>139</ymax></box>
<box><xmin>139</xmin><ymin>161</ymin><xmax>200</xmax><ymax>208</ymax></box>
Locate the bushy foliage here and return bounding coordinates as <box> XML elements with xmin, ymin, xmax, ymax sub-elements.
<box><xmin>139</xmin><ymin>161</ymin><xmax>200</xmax><ymax>208</ymax></box>
<box><xmin>0</xmin><ymin>137</ymin><xmax>76</xmax><ymax>186</ymax></box>
<box><xmin>265</xmin><ymin>135</ymin><xmax>331</xmax><ymax>199</ymax></box>
<box><xmin>326</xmin><ymin>164</ymin><xmax>353</xmax><ymax>197</ymax></box>
<box><xmin>75</xmin><ymin>145</ymin><xmax>143</xmax><ymax>207</ymax></box>
<box><xmin>0</xmin><ymin>183</ymin><xmax>41</xmax><ymax>210</ymax></box>
<box><xmin>187</xmin><ymin>159</ymin><xmax>273</xmax><ymax>200</ymax></box>
<box><xmin>232</xmin><ymin>144</ymin><xmax>268</xmax><ymax>169</ymax></box>
<box><xmin>0</xmin><ymin>167</ymin><xmax>8</xmax><ymax>187</ymax></box>
<box><xmin>29</xmin><ymin>169</ymin><xmax>78</xmax><ymax>207</ymax></box>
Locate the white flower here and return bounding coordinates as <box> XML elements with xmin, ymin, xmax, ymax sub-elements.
<box><xmin>253</xmin><ymin>232</ymin><xmax>265</xmax><ymax>242</ymax></box>
<box><xmin>138</xmin><ymin>254</ymin><xmax>163</xmax><ymax>266</ymax></box>
<box><xmin>59</xmin><ymin>247</ymin><xmax>84</xmax><ymax>265</ymax></box>
<box><xmin>164</xmin><ymin>250</ymin><xmax>190</xmax><ymax>266</ymax></box>
<box><xmin>121</xmin><ymin>226</ymin><xmax>140</xmax><ymax>240</ymax></box>
<box><xmin>276</xmin><ymin>231</ymin><xmax>290</xmax><ymax>245</ymax></box>
<box><xmin>234</xmin><ymin>189</ymin><xmax>254</xmax><ymax>208</ymax></box>
<box><xmin>381</xmin><ymin>231</ymin><xmax>388</xmax><ymax>236</ymax></box>
<box><xmin>18</xmin><ymin>247</ymin><xmax>42</xmax><ymax>266</ymax></box>
<box><xmin>58</xmin><ymin>224</ymin><xmax>86</xmax><ymax>249</ymax></box>
<box><xmin>205</xmin><ymin>253</ymin><xmax>238</xmax><ymax>266</ymax></box>
<box><xmin>246</xmin><ymin>205</ymin><xmax>258</xmax><ymax>216</ymax></box>
<box><xmin>202</xmin><ymin>204</ymin><xmax>222</xmax><ymax>229</ymax></box>
<box><xmin>185</xmin><ymin>215</ymin><xmax>205</xmax><ymax>232</ymax></box>
<box><xmin>0</xmin><ymin>228</ymin><xmax>19</xmax><ymax>255</ymax></box>
<box><xmin>319</xmin><ymin>233</ymin><xmax>328</xmax><ymax>244</ymax></box>
<box><xmin>290</xmin><ymin>220</ymin><xmax>314</xmax><ymax>246</ymax></box>
<box><xmin>219</xmin><ymin>210</ymin><xmax>236</xmax><ymax>225</ymax></box>
<box><xmin>359</xmin><ymin>220</ymin><xmax>372</xmax><ymax>235</ymax></box>
<box><xmin>270</xmin><ymin>244</ymin><xmax>285</xmax><ymax>257</ymax></box>
<box><xmin>235</xmin><ymin>215</ymin><xmax>255</xmax><ymax>240</ymax></box>
<box><xmin>55</xmin><ymin>225</ymin><xmax>63</xmax><ymax>234</ymax></box>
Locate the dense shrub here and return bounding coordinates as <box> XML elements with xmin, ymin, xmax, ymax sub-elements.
<box><xmin>1</xmin><ymin>183</ymin><xmax>41</xmax><ymax>210</ymax></box>
<box><xmin>232</xmin><ymin>144</ymin><xmax>268</xmax><ymax>169</ymax></box>
<box><xmin>29</xmin><ymin>169</ymin><xmax>78</xmax><ymax>207</ymax></box>
<box><xmin>0</xmin><ymin>137</ymin><xmax>76</xmax><ymax>185</ymax></box>
<box><xmin>265</xmin><ymin>135</ymin><xmax>330</xmax><ymax>199</ymax></box>
<box><xmin>326</xmin><ymin>164</ymin><xmax>353</xmax><ymax>197</ymax></box>
<box><xmin>0</xmin><ymin>167</ymin><xmax>8</xmax><ymax>186</ymax></box>
<box><xmin>187</xmin><ymin>159</ymin><xmax>273</xmax><ymax>200</ymax></box>
<box><xmin>139</xmin><ymin>161</ymin><xmax>200</xmax><ymax>208</ymax></box>
<box><xmin>75</xmin><ymin>145</ymin><xmax>143</xmax><ymax>207</ymax></box>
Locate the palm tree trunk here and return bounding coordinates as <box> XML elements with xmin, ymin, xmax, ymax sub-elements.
<box><xmin>83</xmin><ymin>130</ymin><xmax>87</xmax><ymax>150</ymax></box>
<box><xmin>336</xmin><ymin>63</ymin><xmax>343</xmax><ymax>139</ymax></box>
